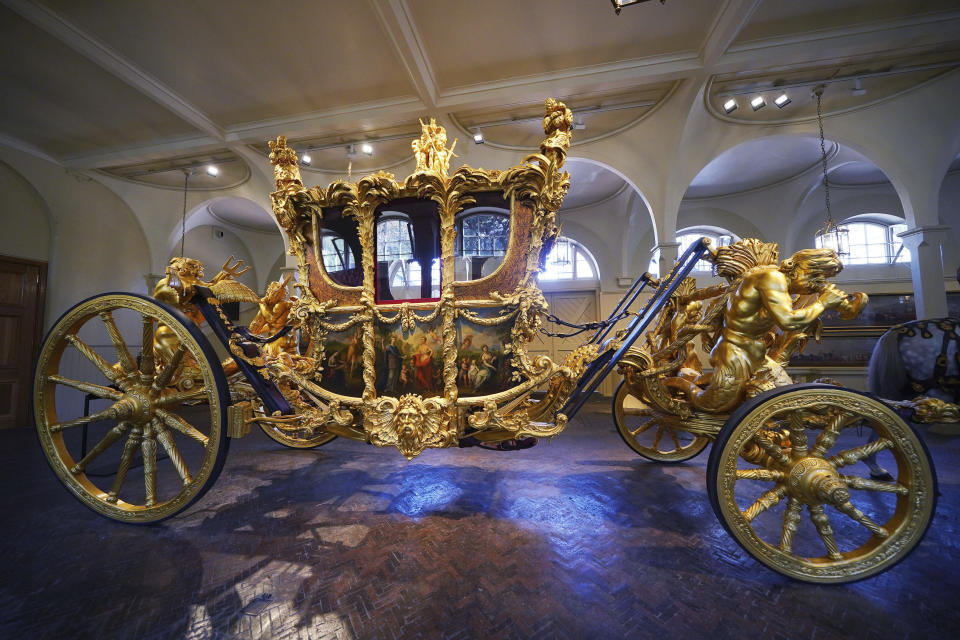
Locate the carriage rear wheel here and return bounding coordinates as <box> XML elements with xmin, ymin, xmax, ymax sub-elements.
<box><xmin>707</xmin><ymin>384</ymin><xmax>937</xmax><ymax>583</ymax></box>
<box><xmin>612</xmin><ymin>380</ymin><xmax>709</xmax><ymax>462</ymax></box>
<box><xmin>34</xmin><ymin>293</ymin><xmax>230</xmax><ymax>523</ymax></box>
<box><xmin>258</xmin><ymin>423</ymin><xmax>337</xmax><ymax>449</ymax></box>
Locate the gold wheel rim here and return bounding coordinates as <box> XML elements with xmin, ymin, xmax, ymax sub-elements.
<box><xmin>715</xmin><ymin>388</ymin><xmax>935</xmax><ymax>583</ymax></box>
<box><xmin>613</xmin><ymin>381</ymin><xmax>709</xmax><ymax>461</ymax></box>
<box><xmin>34</xmin><ymin>294</ymin><xmax>224</xmax><ymax>523</ymax></box>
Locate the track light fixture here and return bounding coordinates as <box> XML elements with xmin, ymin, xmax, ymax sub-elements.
<box><xmin>750</xmin><ymin>96</ymin><xmax>766</xmax><ymax>111</ymax></box>
<box><xmin>473</xmin><ymin>130</ymin><xmax>484</xmax><ymax>144</ymax></box>
<box><xmin>300</xmin><ymin>153</ymin><xmax>311</xmax><ymax>166</ymax></box>
<box><xmin>723</xmin><ymin>98</ymin><xmax>738</xmax><ymax>114</ymax></box>
<box><xmin>774</xmin><ymin>93</ymin><xmax>791</xmax><ymax>108</ymax></box>
<box><xmin>205</xmin><ymin>165</ymin><xmax>219</xmax><ymax>177</ymax></box>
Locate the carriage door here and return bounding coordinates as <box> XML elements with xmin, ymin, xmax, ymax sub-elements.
<box><xmin>530</xmin><ymin>289</ymin><xmax>600</xmax><ymax>391</ymax></box>
<box><xmin>0</xmin><ymin>256</ymin><xmax>46</xmax><ymax>428</ymax></box>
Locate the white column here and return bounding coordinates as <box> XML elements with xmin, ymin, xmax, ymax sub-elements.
<box><xmin>144</xmin><ymin>272</ymin><xmax>165</xmax><ymax>295</ymax></box>
<box><xmin>898</xmin><ymin>226</ymin><xmax>948</xmax><ymax>319</ymax></box>
<box><xmin>654</xmin><ymin>242</ymin><xmax>680</xmax><ymax>278</ymax></box>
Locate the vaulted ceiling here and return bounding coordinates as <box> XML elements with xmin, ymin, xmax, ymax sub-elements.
<box><xmin>1</xmin><ymin>0</ymin><xmax>958</xmax><ymax>204</ymax></box>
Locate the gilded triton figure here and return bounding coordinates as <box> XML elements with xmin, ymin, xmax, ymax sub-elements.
<box><xmin>664</xmin><ymin>242</ymin><xmax>862</xmax><ymax>412</ymax></box>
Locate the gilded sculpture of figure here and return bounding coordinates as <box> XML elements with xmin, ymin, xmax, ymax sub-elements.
<box><xmin>249</xmin><ymin>275</ymin><xmax>298</xmax><ymax>361</ymax></box>
<box><xmin>412</xmin><ymin>118</ymin><xmax>457</xmax><ymax>177</ymax></box>
<box><xmin>664</xmin><ymin>241</ymin><xmax>863</xmax><ymax>412</ymax></box>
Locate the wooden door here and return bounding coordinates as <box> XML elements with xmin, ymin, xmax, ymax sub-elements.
<box><xmin>0</xmin><ymin>256</ymin><xmax>47</xmax><ymax>428</ymax></box>
<box><xmin>533</xmin><ymin>289</ymin><xmax>600</xmax><ymax>390</ymax></box>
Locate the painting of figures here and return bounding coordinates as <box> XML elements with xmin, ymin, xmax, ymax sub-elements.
<box><xmin>315</xmin><ymin>307</ymin><xmax>519</xmax><ymax>397</ymax></box>
<box><xmin>454</xmin><ymin>308</ymin><xmax>514</xmax><ymax>397</ymax></box>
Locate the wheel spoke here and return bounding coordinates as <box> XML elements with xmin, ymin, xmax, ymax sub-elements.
<box><xmin>841</xmin><ymin>474</ymin><xmax>908</xmax><ymax>495</ymax></box>
<box><xmin>49</xmin><ymin>400</ymin><xmax>128</xmax><ymax>432</ymax></box>
<box><xmin>742</xmin><ymin>485</ymin><xmax>787</xmax><ymax>522</ymax></box>
<box><xmin>64</xmin><ymin>334</ymin><xmax>124</xmax><ymax>388</ymax></box>
<box><xmin>810</xmin><ymin>411</ymin><xmax>856</xmax><ymax>458</ymax></box>
<box><xmin>155</xmin><ymin>408</ymin><xmax>209</xmax><ymax>446</ymax></box>
<box><xmin>788</xmin><ymin>411</ymin><xmax>809</xmax><ymax>457</ymax></box>
<box><xmin>107</xmin><ymin>426</ymin><xmax>142</xmax><ymax>503</ymax></box>
<box><xmin>652</xmin><ymin>425</ymin><xmax>664</xmax><ymax>451</ymax></box>
<box><xmin>141</xmin><ymin>426</ymin><xmax>157</xmax><ymax>507</ymax></box>
<box><xmin>828</xmin><ymin>439</ymin><xmax>894</xmax><ymax>469</ymax></box>
<box><xmin>155</xmin><ymin>422</ymin><xmax>192</xmax><ymax>486</ymax></box>
<box><xmin>779</xmin><ymin>497</ymin><xmax>803</xmax><ymax>553</ymax></box>
<box><xmin>629</xmin><ymin>421</ymin><xmax>654</xmax><ymax>437</ymax></box>
<box><xmin>152</xmin><ymin>345</ymin><xmax>186</xmax><ymax>392</ymax></box>
<box><xmin>46</xmin><ymin>375</ymin><xmax>122</xmax><ymax>400</ymax></box>
<box><xmin>736</xmin><ymin>469</ymin><xmax>786</xmax><ymax>482</ymax></box>
<box><xmin>752</xmin><ymin>434</ymin><xmax>791</xmax><ymax>466</ymax></box>
<box><xmin>832</xmin><ymin>498</ymin><xmax>890</xmax><ymax>538</ymax></box>
<box><xmin>808</xmin><ymin>504</ymin><xmax>843</xmax><ymax>560</ymax></box>
<box><xmin>140</xmin><ymin>315</ymin><xmax>156</xmax><ymax>379</ymax></box>
<box><xmin>156</xmin><ymin>388</ymin><xmax>207</xmax><ymax>406</ymax></box>
<box><xmin>668</xmin><ymin>428</ymin><xmax>682</xmax><ymax>452</ymax></box>
<box><xmin>99</xmin><ymin>311</ymin><xmax>137</xmax><ymax>373</ymax></box>
<box><xmin>70</xmin><ymin>422</ymin><xmax>131</xmax><ymax>474</ymax></box>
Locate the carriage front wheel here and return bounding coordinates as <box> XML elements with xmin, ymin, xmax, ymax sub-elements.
<box><xmin>612</xmin><ymin>380</ymin><xmax>709</xmax><ymax>462</ymax></box>
<box><xmin>34</xmin><ymin>293</ymin><xmax>230</xmax><ymax>523</ymax></box>
<box><xmin>707</xmin><ymin>384</ymin><xmax>937</xmax><ymax>583</ymax></box>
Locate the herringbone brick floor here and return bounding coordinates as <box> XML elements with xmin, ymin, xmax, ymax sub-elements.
<box><xmin>2</xmin><ymin>402</ymin><xmax>958</xmax><ymax>639</ymax></box>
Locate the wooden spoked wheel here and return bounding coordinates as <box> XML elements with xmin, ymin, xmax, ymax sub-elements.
<box><xmin>258</xmin><ymin>420</ymin><xmax>337</xmax><ymax>449</ymax></box>
<box><xmin>707</xmin><ymin>384</ymin><xmax>937</xmax><ymax>583</ymax></box>
<box><xmin>612</xmin><ymin>380</ymin><xmax>709</xmax><ymax>462</ymax></box>
<box><xmin>34</xmin><ymin>293</ymin><xmax>230</xmax><ymax>523</ymax></box>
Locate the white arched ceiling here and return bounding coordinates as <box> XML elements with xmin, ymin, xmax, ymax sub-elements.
<box><xmin>685</xmin><ymin>135</ymin><xmax>831</xmax><ymax>199</ymax></box>
<box><xmin>561</xmin><ymin>157</ymin><xmax>656</xmax><ymax>242</ymax></box>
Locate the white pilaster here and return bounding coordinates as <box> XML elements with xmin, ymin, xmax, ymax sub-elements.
<box><xmin>898</xmin><ymin>225</ymin><xmax>949</xmax><ymax>319</ymax></box>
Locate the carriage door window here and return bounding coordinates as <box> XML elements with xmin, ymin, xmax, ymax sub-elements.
<box><xmin>455</xmin><ymin>211</ymin><xmax>510</xmax><ymax>281</ymax></box>
<box><xmin>376</xmin><ymin>212</ymin><xmax>441</xmax><ymax>302</ymax></box>
<box><xmin>317</xmin><ymin>207</ymin><xmax>362</xmax><ymax>287</ymax></box>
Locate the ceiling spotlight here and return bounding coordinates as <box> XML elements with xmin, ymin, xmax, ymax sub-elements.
<box><xmin>851</xmin><ymin>78</ymin><xmax>866</xmax><ymax>96</ymax></box>
<box><xmin>611</xmin><ymin>0</ymin><xmax>664</xmax><ymax>15</ymax></box>
<box><xmin>750</xmin><ymin>96</ymin><xmax>766</xmax><ymax>111</ymax></box>
<box><xmin>774</xmin><ymin>94</ymin><xmax>791</xmax><ymax>108</ymax></box>
<box><xmin>205</xmin><ymin>165</ymin><xmax>219</xmax><ymax>177</ymax></box>
<box><xmin>360</xmin><ymin>143</ymin><xmax>373</xmax><ymax>156</ymax></box>
<box><xmin>300</xmin><ymin>153</ymin><xmax>312</xmax><ymax>166</ymax></box>
<box><xmin>723</xmin><ymin>98</ymin><xmax>738</xmax><ymax>114</ymax></box>
<box><xmin>572</xmin><ymin>115</ymin><xmax>586</xmax><ymax>131</ymax></box>
<box><xmin>473</xmin><ymin>130</ymin><xmax>484</xmax><ymax>144</ymax></box>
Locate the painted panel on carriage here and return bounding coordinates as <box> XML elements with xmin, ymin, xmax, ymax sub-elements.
<box><xmin>373</xmin><ymin>319</ymin><xmax>445</xmax><ymax>397</ymax></box>
<box><xmin>315</xmin><ymin>313</ymin><xmax>366</xmax><ymax>397</ymax></box>
<box><xmin>454</xmin><ymin>307</ymin><xmax>514</xmax><ymax>397</ymax></box>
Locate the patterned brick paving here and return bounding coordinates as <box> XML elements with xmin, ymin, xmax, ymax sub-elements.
<box><xmin>2</xmin><ymin>403</ymin><xmax>959</xmax><ymax>639</ymax></box>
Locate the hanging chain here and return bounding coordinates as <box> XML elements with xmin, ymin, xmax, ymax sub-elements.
<box><xmin>816</xmin><ymin>88</ymin><xmax>832</xmax><ymax>223</ymax></box>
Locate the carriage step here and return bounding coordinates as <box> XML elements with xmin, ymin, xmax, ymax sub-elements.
<box><xmin>459</xmin><ymin>436</ymin><xmax>538</xmax><ymax>451</ymax></box>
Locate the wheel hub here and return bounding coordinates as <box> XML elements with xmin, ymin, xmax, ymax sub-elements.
<box><xmin>788</xmin><ymin>456</ymin><xmax>849</xmax><ymax>505</ymax></box>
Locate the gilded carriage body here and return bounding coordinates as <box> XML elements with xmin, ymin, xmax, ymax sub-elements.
<box><xmin>257</xmin><ymin>100</ymin><xmax>587</xmax><ymax>459</ymax></box>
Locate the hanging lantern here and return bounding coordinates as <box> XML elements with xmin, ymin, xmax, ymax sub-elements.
<box><xmin>813</xmin><ymin>85</ymin><xmax>848</xmax><ymax>258</ymax></box>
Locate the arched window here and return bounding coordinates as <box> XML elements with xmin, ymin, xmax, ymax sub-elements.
<box><xmin>539</xmin><ymin>236</ymin><xmax>599</xmax><ymax>281</ymax></box>
<box><xmin>815</xmin><ymin>216</ymin><xmax>910</xmax><ymax>265</ymax></box>
<box><xmin>648</xmin><ymin>227</ymin><xmax>738</xmax><ymax>276</ymax></box>
<box><xmin>320</xmin><ymin>231</ymin><xmax>355</xmax><ymax>272</ymax></box>
<box><xmin>376</xmin><ymin>214</ymin><xmax>440</xmax><ymax>300</ymax></box>
<box><xmin>455</xmin><ymin>210</ymin><xmax>510</xmax><ymax>281</ymax></box>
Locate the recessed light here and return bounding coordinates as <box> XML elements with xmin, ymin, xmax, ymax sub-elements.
<box><xmin>473</xmin><ymin>131</ymin><xmax>484</xmax><ymax>144</ymax></box>
<box><xmin>360</xmin><ymin>143</ymin><xmax>373</xmax><ymax>156</ymax></box>
<box><xmin>205</xmin><ymin>165</ymin><xmax>219</xmax><ymax>177</ymax></box>
<box><xmin>301</xmin><ymin>153</ymin><xmax>311</xmax><ymax>166</ymax></box>
<box><xmin>723</xmin><ymin>98</ymin><xmax>738</xmax><ymax>114</ymax></box>
<box><xmin>774</xmin><ymin>94</ymin><xmax>791</xmax><ymax>108</ymax></box>
<box><xmin>751</xmin><ymin>96</ymin><xmax>766</xmax><ymax>111</ymax></box>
